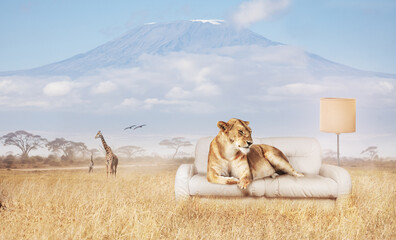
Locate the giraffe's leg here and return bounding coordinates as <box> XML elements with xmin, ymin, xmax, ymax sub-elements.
<box><xmin>114</xmin><ymin>158</ymin><xmax>118</xmax><ymax>177</ymax></box>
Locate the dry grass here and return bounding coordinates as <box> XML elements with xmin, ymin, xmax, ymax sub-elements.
<box><xmin>0</xmin><ymin>164</ymin><xmax>395</xmax><ymax>240</ymax></box>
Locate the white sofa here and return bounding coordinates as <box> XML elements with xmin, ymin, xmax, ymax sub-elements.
<box><xmin>175</xmin><ymin>136</ymin><xmax>352</xmax><ymax>201</ymax></box>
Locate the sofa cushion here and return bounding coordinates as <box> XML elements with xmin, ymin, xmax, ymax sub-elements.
<box><xmin>194</xmin><ymin>137</ymin><xmax>322</xmax><ymax>175</ymax></box>
<box><xmin>188</xmin><ymin>174</ymin><xmax>249</xmax><ymax>197</ymax></box>
<box><xmin>262</xmin><ymin>174</ymin><xmax>338</xmax><ymax>198</ymax></box>
<box><xmin>188</xmin><ymin>174</ymin><xmax>338</xmax><ymax>198</ymax></box>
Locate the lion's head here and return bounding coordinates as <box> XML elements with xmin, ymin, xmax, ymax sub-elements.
<box><xmin>217</xmin><ymin>118</ymin><xmax>253</xmax><ymax>155</ymax></box>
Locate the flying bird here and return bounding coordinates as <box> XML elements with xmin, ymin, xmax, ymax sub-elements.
<box><xmin>133</xmin><ymin>124</ymin><xmax>146</xmax><ymax>130</ymax></box>
<box><xmin>124</xmin><ymin>125</ymin><xmax>136</xmax><ymax>130</ymax></box>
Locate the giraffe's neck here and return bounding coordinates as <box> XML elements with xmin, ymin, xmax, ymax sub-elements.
<box><xmin>100</xmin><ymin>135</ymin><xmax>112</xmax><ymax>154</ymax></box>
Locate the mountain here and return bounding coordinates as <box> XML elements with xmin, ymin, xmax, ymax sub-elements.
<box><xmin>1</xmin><ymin>20</ymin><xmax>281</xmax><ymax>77</ymax></box>
<box><xmin>2</xmin><ymin>20</ymin><xmax>390</xmax><ymax>78</ymax></box>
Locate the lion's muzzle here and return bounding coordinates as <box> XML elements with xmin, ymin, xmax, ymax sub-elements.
<box><xmin>238</xmin><ymin>141</ymin><xmax>253</xmax><ymax>155</ymax></box>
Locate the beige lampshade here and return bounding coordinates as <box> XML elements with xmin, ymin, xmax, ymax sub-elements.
<box><xmin>320</xmin><ymin>98</ymin><xmax>356</xmax><ymax>133</ymax></box>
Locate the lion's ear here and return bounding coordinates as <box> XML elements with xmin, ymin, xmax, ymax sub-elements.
<box><xmin>217</xmin><ymin>121</ymin><xmax>229</xmax><ymax>132</ymax></box>
<box><xmin>244</xmin><ymin>121</ymin><xmax>250</xmax><ymax>125</ymax></box>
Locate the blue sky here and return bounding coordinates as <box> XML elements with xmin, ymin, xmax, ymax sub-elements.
<box><xmin>1</xmin><ymin>0</ymin><xmax>395</xmax><ymax>74</ymax></box>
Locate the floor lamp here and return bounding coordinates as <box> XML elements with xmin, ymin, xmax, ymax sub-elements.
<box><xmin>320</xmin><ymin>98</ymin><xmax>356</xmax><ymax>166</ymax></box>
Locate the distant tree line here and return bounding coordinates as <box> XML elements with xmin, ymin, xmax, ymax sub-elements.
<box><xmin>0</xmin><ymin>130</ymin><xmax>90</xmax><ymax>162</ymax></box>
<box><xmin>0</xmin><ymin>130</ymin><xmax>194</xmax><ymax>168</ymax></box>
<box><xmin>323</xmin><ymin>146</ymin><xmax>395</xmax><ymax>163</ymax></box>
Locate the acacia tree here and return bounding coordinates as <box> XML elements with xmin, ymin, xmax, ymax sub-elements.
<box><xmin>322</xmin><ymin>149</ymin><xmax>337</xmax><ymax>161</ymax></box>
<box><xmin>46</xmin><ymin>138</ymin><xmax>88</xmax><ymax>162</ymax></box>
<box><xmin>159</xmin><ymin>137</ymin><xmax>192</xmax><ymax>160</ymax></box>
<box><xmin>88</xmin><ymin>148</ymin><xmax>100</xmax><ymax>158</ymax></box>
<box><xmin>75</xmin><ymin>142</ymin><xmax>90</xmax><ymax>161</ymax></box>
<box><xmin>116</xmin><ymin>146</ymin><xmax>145</xmax><ymax>160</ymax></box>
<box><xmin>361</xmin><ymin>146</ymin><xmax>379</xmax><ymax>161</ymax></box>
<box><xmin>0</xmin><ymin>130</ymin><xmax>48</xmax><ymax>159</ymax></box>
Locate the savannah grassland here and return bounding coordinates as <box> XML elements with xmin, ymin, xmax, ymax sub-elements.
<box><xmin>0</xmin><ymin>163</ymin><xmax>395</xmax><ymax>240</ymax></box>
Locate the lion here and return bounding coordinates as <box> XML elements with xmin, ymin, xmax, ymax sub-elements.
<box><xmin>207</xmin><ymin>118</ymin><xmax>304</xmax><ymax>189</ymax></box>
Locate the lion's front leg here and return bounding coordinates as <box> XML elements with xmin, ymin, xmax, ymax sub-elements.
<box><xmin>237</xmin><ymin>174</ymin><xmax>252</xmax><ymax>190</ymax></box>
<box><xmin>207</xmin><ymin>167</ymin><xmax>239</xmax><ymax>185</ymax></box>
<box><xmin>232</xmin><ymin>158</ymin><xmax>253</xmax><ymax>190</ymax></box>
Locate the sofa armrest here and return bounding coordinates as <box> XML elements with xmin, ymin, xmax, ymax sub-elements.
<box><xmin>319</xmin><ymin>164</ymin><xmax>352</xmax><ymax>196</ymax></box>
<box><xmin>175</xmin><ymin>164</ymin><xmax>196</xmax><ymax>201</ymax></box>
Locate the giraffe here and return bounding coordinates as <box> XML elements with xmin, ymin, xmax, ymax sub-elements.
<box><xmin>95</xmin><ymin>131</ymin><xmax>118</xmax><ymax>177</ymax></box>
<box><xmin>88</xmin><ymin>153</ymin><xmax>94</xmax><ymax>174</ymax></box>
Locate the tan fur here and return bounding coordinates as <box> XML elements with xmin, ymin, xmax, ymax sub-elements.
<box><xmin>207</xmin><ymin>118</ymin><xmax>303</xmax><ymax>189</ymax></box>
<box><xmin>248</xmin><ymin>144</ymin><xmax>304</xmax><ymax>180</ymax></box>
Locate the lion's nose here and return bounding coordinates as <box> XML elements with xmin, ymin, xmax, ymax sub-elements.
<box><xmin>247</xmin><ymin>141</ymin><xmax>253</xmax><ymax>147</ymax></box>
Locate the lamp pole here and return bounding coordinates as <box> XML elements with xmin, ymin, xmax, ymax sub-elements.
<box><xmin>337</xmin><ymin>133</ymin><xmax>340</xmax><ymax>166</ymax></box>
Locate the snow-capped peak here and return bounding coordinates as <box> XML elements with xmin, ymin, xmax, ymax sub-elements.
<box><xmin>190</xmin><ymin>19</ymin><xmax>224</xmax><ymax>25</ymax></box>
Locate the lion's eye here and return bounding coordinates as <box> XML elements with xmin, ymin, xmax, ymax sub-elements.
<box><xmin>239</xmin><ymin>130</ymin><xmax>244</xmax><ymax>135</ymax></box>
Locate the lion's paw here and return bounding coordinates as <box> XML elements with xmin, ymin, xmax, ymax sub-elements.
<box><xmin>237</xmin><ymin>178</ymin><xmax>251</xmax><ymax>190</ymax></box>
<box><xmin>293</xmin><ymin>172</ymin><xmax>304</xmax><ymax>177</ymax></box>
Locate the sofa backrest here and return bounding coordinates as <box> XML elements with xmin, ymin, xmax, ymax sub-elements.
<box><xmin>194</xmin><ymin>136</ymin><xmax>322</xmax><ymax>175</ymax></box>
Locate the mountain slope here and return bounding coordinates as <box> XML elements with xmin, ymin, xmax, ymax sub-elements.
<box><xmin>1</xmin><ymin>20</ymin><xmax>394</xmax><ymax>79</ymax></box>
<box><xmin>3</xmin><ymin>20</ymin><xmax>279</xmax><ymax>77</ymax></box>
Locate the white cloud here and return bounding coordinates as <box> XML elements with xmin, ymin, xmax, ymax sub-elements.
<box><xmin>118</xmin><ymin>97</ymin><xmax>215</xmax><ymax>114</ymax></box>
<box><xmin>91</xmin><ymin>81</ymin><xmax>118</xmax><ymax>94</ymax></box>
<box><xmin>232</xmin><ymin>0</ymin><xmax>291</xmax><ymax>28</ymax></box>
<box><xmin>165</xmin><ymin>84</ymin><xmax>220</xmax><ymax>100</ymax></box>
<box><xmin>190</xmin><ymin>19</ymin><xmax>224</xmax><ymax>25</ymax></box>
<box><xmin>0</xmin><ymin>76</ymin><xmax>36</xmax><ymax>94</ymax></box>
<box><xmin>321</xmin><ymin>76</ymin><xmax>395</xmax><ymax>97</ymax></box>
<box><xmin>14</xmin><ymin>100</ymin><xmax>50</xmax><ymax>108</ymax></box>
<box><xmin>143</xmin><ymin>98</ymin><xmax>181</xmax><ymax>109</ymax></box>
<box><xmin>377</xmin><ymin>81</ymin><xmax>394</xmax><ymax>93</ymax></box>
<box><xmin>0</xmin><ymin>79</ymin><xmax>20</xmax><ymax>93</ymax></box>
<box><xmin>268</xmin><ymin>83</ymin><xmax>326</xmax><ymax>96</ymax></box>
<box><xmin>194</xmin><ymin>83</ymin><xmax>221</xmax><ymax>96</ymax></box>
<box><xmin>1</xmin><ymin>45</ymin><xmax>395</xmax><ymax>115</ymax></box>
<box><xmin>43</xmin><ymin>80</ymin><xmax>75</xmax><ymax>97</ymax></box>
<box><xmin>142</xmin><ymin>98</ymin><xmax>215</xmax><ymax>114</ymax></box>
<box><xmin>137</xmin><ymin>53</ymin><xmax>225</xmax><ymax>85</ymax></box>
<box><xmin>0</xmin><ymin>96</ymin><xmax>49</xmax><ymax>108</ymax></box>
<box><xmin>165</xmin><ymin>87</ymin><xmax>192</xmax><ymax>99</ymax></box>
<box><xmin>120</xmin><ymin>97</ymin><xmax>141</xmax><ymax>108</ymax></box>
<box><xmin>250</xmin><ymin>45</ymin><xmax>308</xmax><ymax>66</ymax></box>
<box><xmin>177</xmin><ymin>101</ymin><xmax>215</xmax><ymax>114</ymax></box>
<box><xmin>0</xmin><ymin>76</ymin><xmax>89</xmax><ymax>109</ymax></box>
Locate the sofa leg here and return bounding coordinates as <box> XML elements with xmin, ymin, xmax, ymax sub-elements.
<box><xmin>335</xmin><ymin>194</ymin><xmax>351</xmax><ymax>209</ymax></box>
